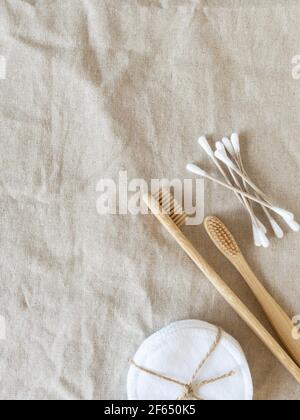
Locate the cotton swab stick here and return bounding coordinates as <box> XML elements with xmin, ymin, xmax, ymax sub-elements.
<box><xmin>228</xmin><ymin>136</ymin><xmax>285</xmax><ymax>239</ymax></box>
<box><xmin>215</xmin><ymin>149</ymin><xmax>266</xmax><ymax>196</ymax></box>
<box><xmin>207</xmin><ymin>138</ymin><xmax>251</xmax><ymax>208</ymax></box>
<box><xmin>186</xmin><ymin>164</ymin><xmax>266</xmax><ymax>203</ymax></box>
<box><xmin>215</xmin><ymin>148</ymin><xmax>274</xmax><ymax>209</ymax></box>
<box><xmin>198</xmin><ymin>137</ymin><xmax>251</xmax><ymax>214</ymax></box>
<box><xmin>229</xmin><ymin>136</ymin><xmax>299</xmax><ymax>231</ymax></box>
<box><xmin>230</xmin><ymin>133</ymin><xmax>240</xmax><ymax>156</ymax></box>
<box><xmin>231</xmin><ymin>133</ymin><xmax>272</xmax><ymax>205</ymax></box>
<box><xmin>222</xmin><ymin>137</ymin><xmax>284</xmax><ymax>239</ymax></box>
<box><xmin>186</xmin><ymin>164</ymin><xmax>294</xmax><ymax>218</ymax></box>
<box><xmin>214</xmin><ymin>150</ymin><xmax>297</xmax><ymax>223</ymax></box>
<box><xmin>216</xmin><ymin>142</ymin><xmax>266</xmax><ymax>227</ymax></box>
<box><xmin>190</xmin><ymin>133</ymin><xmax>299</xmax><ymax>247</ymax></box>
<box><xmin>229</xmin><ymin>135</ymin><xmax>270</xmax><ymax>211</ymax></box>
<box><xmin>198</xmin><ymin>137</ymin><xmax>242</xmax><ymax>197</ymax></box>
<box><xmin>222</xmin><ymin>137</ymin><xmax>236</xmax><ymax>158</ymax></box>
<box><xmin>218</xmin><ymin>139</ymin><xmax>267</xmax><ymax>246</ymax></box>
<box><xmin>216</xmin><ymin>142</ymin><xmax>269</xmax><ymax>247</ymax></box>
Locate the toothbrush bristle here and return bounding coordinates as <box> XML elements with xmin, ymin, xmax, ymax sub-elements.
<box><xmin>205</xmin><ymin>216</ymin><xmax>240</xmax><ymax>256</ymax></box>
<box><xmin>153</xmin><ymin>189</ymin><xmax>187</xmax><ymax>228</ymax></box>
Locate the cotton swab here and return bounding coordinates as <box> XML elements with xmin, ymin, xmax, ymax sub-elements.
<box><xmin>202</xmin><ymin>136</ymin><xmax>261</xmax><ymax>246</ymax></box>
<box><xmin>198</xmin><ymin>136</ymin><xmax>215</xmax><ymax>158</ymax></box>
<box><xmin>217</xmin><ymin>140</ymin><xmax>266</xmax><ymax>246</ymax></box>
<box><xmin>186</xmin><ymin>164</ymin><xmax>295</xmax><ymax>218</ymax></box>
<box><xmin>233</xmin><ymin>139</ymin><xmax>298</xmax><ymax>232</ymax></box>
<box><xmin>186</xmin><ymin>164</ymin><xmax>268</xmax><ymax>205</ymax></box>
<box><xmin>214</xmin><ymin>149</ymin><xmax>297</xmax><ymax>222</ymax></box>
<box><xmin>284</xmin><ymin>218</ymin><xmax>300</xmax><ymax>232</ymax></box>
<box><xmin>190</xmin><ymin>134</ymin><xmax>299</xmax><ymax>247</ymax></box>
<box><xmin>252</xmin><ymin>224</ymin><xmax>262</xmax><ymax>247</ymax></box>
<box><xmin>222</xmin><ymin>137</ymin><xmax>284</xmax><ymax>239</ymax></box>
<box><xmin>222</xmin><ymin>137</ymin><xmax>236</xmax><ymax>158</ymax></box>
<box><xmin>229</xmin><ymin>139</ymin><xmax>285</xmax><ymax>239</ymax></box>
<box><xmin>215</xmin><ymin>150</ymin><xmax>239</xmax><ymax>172</ymax></box>
<box><xmin>215</xmin><ymin>149</ymin><xmax>262</xmax><ymax>192</ymax></box>
<box><xmin>215</xmin><ymin>148</ymin><xmax>273</xmax><ymax>207</ymax></box>
<box><xmin>198</xmin><ymin>137</ymin><xmax>249</xmax><ymax>210</ymax></box>
<box><xmin>231</xmin><ymin>133</ymin><xmax>240</xmax><ymax>156</ymax></box>
<box><xmin>215</xmin><ymin>141</ymin><xmax>267</xmax><ymax>245</ymax></box>
<box><xmin>230</xmin><ymin>134</ymin><xmax>276</xmax><ymax>205</ymax></box>
<box><xmin>224</xmin><ymin>140</ymin><xmax>267</xmax><ymax>243</ymax></box>
<box><xmin>269</xmin><ymin>218</ymin><xmax>285</xmax><ymax>238</ymax></box>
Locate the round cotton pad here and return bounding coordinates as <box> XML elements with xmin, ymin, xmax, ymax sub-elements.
<box><xmin>127</xmin><ymin>320</ymin><xmax>253</xmax><ymax>401</ymax></box>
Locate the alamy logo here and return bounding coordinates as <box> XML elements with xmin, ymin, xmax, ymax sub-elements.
<box><xmin>292</xmin><ymin>55</ymin><xmax>300</xmax><ymax>80</ymax></box>
<box><xmin>96</xmin><ymin>171</ymin><xmax>205</xmax><ymax>226</ymax></box>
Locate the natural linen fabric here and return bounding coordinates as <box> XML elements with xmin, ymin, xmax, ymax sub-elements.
<box><xmin>0</xmin><ymin>0</ymin><xmax>299</xmax><ymax>400</ymax></box>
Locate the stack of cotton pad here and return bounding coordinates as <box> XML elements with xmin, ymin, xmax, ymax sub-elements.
<box><xmin>128</xmin><ymin>320</ymin><xmax>253</xmax><ymax>401</ymax></box>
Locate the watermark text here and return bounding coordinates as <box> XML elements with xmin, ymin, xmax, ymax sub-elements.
<box><xmin>96</xmin><ymin>171</ymin><xmax>204</xmax><ymax>226</ymax></box>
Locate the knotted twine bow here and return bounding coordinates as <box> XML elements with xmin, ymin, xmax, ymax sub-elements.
<box><xmin>130</xmin><ymin>328</ymin><xmax>235</xmax><ymax>400</ymax></box>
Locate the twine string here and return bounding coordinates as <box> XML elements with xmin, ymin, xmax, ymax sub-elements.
<box><xmin>130</xmin><ymin>328</ymin><xmax>235</xmax><ymax>400</ymax></box>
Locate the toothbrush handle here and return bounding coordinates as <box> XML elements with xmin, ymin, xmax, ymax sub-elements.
<box><xmin>160</xmin><ymin>222</ymin><xmax>300</xmax><ymax>383</ymax></box>
<box><xmin>234</xmin><ymin>255</ymin><xmax>300</xmax><ymax>367</ymax></box>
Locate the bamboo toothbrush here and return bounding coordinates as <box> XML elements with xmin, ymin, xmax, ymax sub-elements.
<box><xmin>205</xmin><ymin>216</ymin><xmax>300</xmax><ymax>367</ymax></box>
<box><xmin>143</xmin><ymin>189</ymin><xmax>300</xmax><ymax>383</ymax></box>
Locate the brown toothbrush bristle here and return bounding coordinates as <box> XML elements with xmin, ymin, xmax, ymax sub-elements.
<box><xmin>153</xmin><ymin>189</ymin><xmax>187</xmax><ymax>228</ymax></box>
<box><xmin>205</xmin><ymin>216</ymin><xmax>240</xmax><ymax>257</ymax></box>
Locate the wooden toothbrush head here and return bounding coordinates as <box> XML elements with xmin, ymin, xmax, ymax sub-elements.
<box><xmin>205</xmin><ymin>216</ymin><xmax>241</xmax><ymax>259</ymax></box>
<box><xmin>143</xmin><ymin>189</ymin><xmax>187</xmax><ymax>229</ymax></box>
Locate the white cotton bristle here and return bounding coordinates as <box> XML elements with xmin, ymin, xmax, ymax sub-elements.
<box><xmin>252</xmin><ymin>224</ymin><xmax>262</xmax><ymax>247</ymax></box>
<box><xmin>258</xmin><ymin>229</ymin><xmax>270</xmax><ymax>248</ymax></box>
<box><xmin>285</xmin><ymin>218</ymin><xmax>300</xmax><ymax>233</ymax></box>
<box><xmin>231</xmin><ymin>133</ymin><xmax>240</xmax><ymax>155</ymax></box>
<box><xmin>222</xmin><ymin>137</ymin><xmax>236</xmax><ymax>157</ymax></box>
<box><xmin>198</xmin><ymin>136</ymin><xmax>214</xmax><ymax>157</ymax></box>
<box><xmin>272</xmin><ymin>207</ymin><xmax>295</xmax><ymax>221</ymax></box>
<box><xmin>270</xmin><ymin>218</ymin><xmax>284</xmax><ymax>239</ymax></box>
<box><xmin>214</xmin><ymin>151</ymin><xmax>237</xmax><ymax>171</ymax></box>
<box><xmin>186</xmin><ymin>164</ymin><xmax>207</xmax><ymax>178</ymax></box>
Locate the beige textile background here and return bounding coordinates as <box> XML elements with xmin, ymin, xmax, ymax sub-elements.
<box><xmin>0</xmin><ymin>0</ymin><xmax>300</xmax><ymax>400</ymax></box>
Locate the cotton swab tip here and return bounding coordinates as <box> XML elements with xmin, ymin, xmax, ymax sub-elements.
<box><xmin>252</xmin><ymin>224</ymin><xmax>262</xmax><ymax>247</ymax></box>
<box><xmin>285</xmin><ymin>218</ymin><xmax>300</xmax><ymax>233</ymax></box>
<box><xmin>272</xmin><ymin>207</ymin><xmax>295</xmax><ymax>221</ymax></box>
<box><xmin>186</xmin><ymin>164</ymin><xmax>207</xmax><ymax>177</ymax></box>
<box><xmin>214</xmin><ymin>150</ymin><xmax>237</xmax><ymax>170</ymax></box>
<box><xmin>270</xmin><ymin>218</ymin><xmax>284</xmax><ymax>239</ymax></box>
<box><xmin>215</xmin><ymin>141</ymin><xmax>226</xmax><ymax>153</ymax></box>
<box><xmin>257</xmin><ymin>219</ymin><xmax>267</xmax><ymax>234</ymax></box>
<box><xmin>231</xmin><ymin>133</ymin><xmax>240</xmax><ymax>155</ymax></box>
<box><xmin>258</xmin><ymin>229</ymin><xmax>270</xmax><ymax>248</ymax></box>
<box><xmin>198</xmin><ymin>136</ymin><xmax>214</xmax><ymax>157</ymax></box>
<box><xmin>222</xmin><ymin>137</ymin><xmax>236</xmax><ymax>157</ymax></box>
